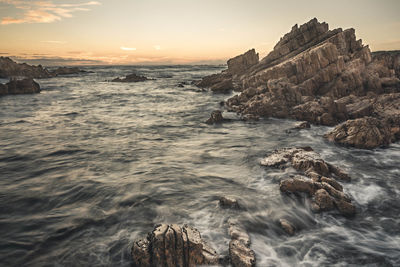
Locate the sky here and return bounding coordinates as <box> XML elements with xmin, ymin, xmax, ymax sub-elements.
<box><xmin>0</xmin><ymin>0</ymin><xmax>399</xmax><ymax>65</ymax></box>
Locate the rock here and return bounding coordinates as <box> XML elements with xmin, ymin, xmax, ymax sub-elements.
<box><xmin>0</xmin><ymin>57</ymin><xmax>54</xmax><ymax>78</ymax></box>
<box><xmin>324</xmin><ymin>117</ymin><xmax>392</xmax><ymax>149</ymax></box>
<box><xmin>177</xmin><ymin>83</ymin><xmax>185</xmax><ymax>87</ymax></box>
<box><xmin>278</xmin><ymin>219</ymin><xmax>295</xmax><ymax>235</ymax></box>
<box><xmin>228</xmin><ymin>219</ymin><xmax>256</xmax><ymax>267</ymax></box>
<box><xmin>294</xmin><ymin>121</ymin><xmax>310</xmax><ymax>129</ymax></box>
<box><xmin>206</xmin><ymin>110</ymin><xmax>224</xmax><ymax>124</ymax></box>
<box><xmin>262</xmin><ymin>147</ymin><xmax>354</xmax><ymax>216</ymax></box>
<box><xmin>112</xmin><ymin>73</ymin><xmax>150</xmax><ymax>82</ymax></box>
<box><xmin>131</xmin><ymin>224</ymin><xmax>219</xmax><ymax>267</ymax></box>
<box><xmin>227</xmin><ymin>49</ymin><xmax>259</xmax><ymax>76</ymax></box>
<box><xmin>0</xmin><ymin>78</ymin><xmax>41</xmax><ymax>96</ymax></box>
<box><xmin>219</xmin><ymin>196</ymin><xmax>240</xmax><ymax>209</ymax></box>
<box><xmin>197</xmin><ymin>19</ymin><xmax>400</xmax><ymax>149</ymax></box>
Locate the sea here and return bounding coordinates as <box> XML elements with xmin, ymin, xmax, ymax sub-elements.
<box><xmin>0</xmin><ymin>65</ymin><xmax>399</xmax><ymax>266</ymax></box>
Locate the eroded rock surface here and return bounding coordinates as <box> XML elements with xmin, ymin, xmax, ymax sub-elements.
<box><xmin>0</xmin><ymin>57</ymin><xmax>53</xmax><ymax>78</ymax></box>
<box><xmin>261</xmin><ymin>147</ymin><xmax>355</xmax><ymax>216</ymax></box>
<box><xmin>196</xmin><ymin>18</ymin><xmax>400</xmax><ymax>148</ymax></box>
<box><xmin>0</xmin><ymin>78</ymin><xmax>41</xmax><ymax>96</ymax></box>
<box><xmin>131</xmin><ymin>224</ymin><xmax>219</xmax><ymax>267</ymax></box>
<box><xmin>228</xmin><ymin>219</ymin><xmax>256</xmax><ymax>267</ymax></box>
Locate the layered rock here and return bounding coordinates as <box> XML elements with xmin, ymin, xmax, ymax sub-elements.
<box><xmin>0</xmin><ymin>57</ymin><xmax>53</xmax><ymax>78</ymax></box>
<box><xmin>261</xmin><ymin>147</ymin><xmax>355</xmax><ymax>216</ymax></box>
<box><xmin>196</xmin><ymin>18</ymin><xmax>400</xmax><ymax>148</ymax></box>
<box><xmin>111</xmin><ymin>73</ymin><xmax>150</xmax><ymax>82</ymax></box>
<box><xmin>0</xmin><ymin>78</ymin><xmax>41</xmax><ymax>96</ymax></box>
<box><xmin>131</xmin><ymin>224</ymin><xmax>219</xmax><ymax>267</ymax></box>
<box><xmin>228</xmin><ymin>219</ymin><xmax>256</xmax><ymax>267</ymax></box>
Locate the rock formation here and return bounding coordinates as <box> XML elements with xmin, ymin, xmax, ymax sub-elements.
<box><xmin>196</xmin><ymin>18</ymin><xmax>400</xmax><ymax>149</ymax></box>
<box><xmin>51</xmin><ymin>66</ymin><xmax>90</xmax><ymax>76</ymax></box>
<box><xmin>206</xmin><ymin>110</ymin><xmax>225</xmax><ymax>124</ymax></box>
<box><xmin>219</xmin><ymin>196</ymin><xmax>240</xmax><ymax>209</ymax></box>
<box><xmin>111</xmin><ymin>73</ymin><xmax>150</xmax><ymax>82</ymax></box>
<box><xmin>228</xmin><ymin>219</ymin><xmax>256</xmax><ymax>267</ymax></box>
<box><xmin>261</xmin><ymin>147</ymin><xmax>355</xmax><ymax>216</ymax></box>
<box><xmin>131</xmin><ymin>224</ymin><xmax>219</xmax><ymax>267</ymax></box>
<box><xmin>0</xmin><ymin>57</ymin><xmax>53</xmax><ymax>78</ymax></box>
<box><xmin>0</xmin><ymin>78</ymin><xmax>41</xmax><ymax>96</ymax></box>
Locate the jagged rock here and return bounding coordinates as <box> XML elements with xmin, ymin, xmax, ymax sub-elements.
<box><xmin>227</xmin><ymin>49</ymin><xmax>259</xmax><ymax>76</ymax></box>
<box><xmin>112</xmin><ymin>73</ymin><xmax>150</xmax><ymax>82</ymax></box>
<box><xmin>261</xmin><ymin>147</ymin><xmax>354</xmax><ymax>216</ymax></box>
<box><xmin>219</xmin><ymin>196</ymin><xmax>240</xmax><ymax>209</ymax></box>
<box><xmin>228</xmin><ymin>219</ymin><xmax>256</xmax><ymax>267</ymax></box>
<box><xmin>278</xmin><ymin>219</ymin><xmax>295</xmax><ymax>235</ymax></box>
<box><xmin>206</xmin><ymin>110</ymin><xmax>224</xmax><ymax>124</ymax></box>
<box><xmin>324</xmin><ymin>117</ymin><xmax>392</xmax><ymax>149</ymax></box>
<box><xmin>0</xmin><ymin>57</ymin><xmax>53</xmax><ymax>78</ymax></box>
<box><xmin>131</xmin><ymin>224</ymin><xmax>219</xmax><ymax>267</ymax></box>
<box><xmin>294</xmin><ymin>121</ymin><xmax>310</xmax><ymax>129</ymax></box>
<box><xmin>0</xmin><ymin>78</ymin><xmax>41</xmax><ymax>96</ymax></box>
<box><xmin>197</xmin><ymin>18</ymin><xmax>400</xmax><ymax>149</ymax></box>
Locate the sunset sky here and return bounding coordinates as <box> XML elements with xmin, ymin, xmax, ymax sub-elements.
<box><xmin>0</xmin><ymin>0</ymin><xmax>399</xmax><ymax>65</ymax></box>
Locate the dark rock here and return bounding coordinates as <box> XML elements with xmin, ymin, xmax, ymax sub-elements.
<box><xmin>0</xmin><ymin>78</ymin><xmax>41</xmax><ymax>96</ymax></box>
<box><xmin>228</xmin><ymin>219</ymin><xmax>256</xmax><ymax>267</ymax></box>
<box><xmin>112</xmin><ymin>73</ymin><xmax>150</xmax><ymax>82</ymax></box>
<box><xmin>294</xmin><ymin>121</ymin><xmax>310</xmax><ymax>129</ymax></box>
<box><xmin>313</xmin><ymin>189</ymin><xmax>335</xmax><ymax>211</ymax></box>
<box><xmin>324</xmin><ymin>117</ymin><xmax>392</xmax><ymax>149</ymax></box>
<box><xmin>0</xmin><ymin>57</ymin><xmax>53</xmax><ymax>78</ymax></box>
<box><xmin>206</xmin><ymin>110</ymin><xmax>224</xmax><ymax>124</ymax></box>
<box><xmin>51</xmin><ymin>66</ymin><xmax>89</xmax><ymax>76</ymax></box>
<box><xmin>131</xmin><ymin>224</ymin><xmax>219</xmax><ymax>267</ymax></box>
<box><xmin>177</xmin><ymin>83</ymin><xmax>185</xmax><ymax>88</ymax></box>
<box><xmin>219</xmin><ymin>196</ymin><xmax>240</xmax><ymax>209</ymax></box>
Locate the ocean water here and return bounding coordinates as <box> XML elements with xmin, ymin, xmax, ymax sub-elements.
<box><xmin>0</xmin><ymin>65</ymin><xmax>399</xmax><ymax>266</ymax></box>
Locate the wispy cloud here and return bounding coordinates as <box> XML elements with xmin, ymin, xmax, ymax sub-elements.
<box><xmin>41</xmin><ymin>40</ymin><xmax>66</xmax><ymax>44</ymax></box>
<box><xmin>120</xmin><ymin>46</ymin><xmax>136</xmax><ymax>51</ymax></box>
<box><xmin>0</xmin><ymin>0</ymin><xmax>101</xmax><ymax>25</ymax></box>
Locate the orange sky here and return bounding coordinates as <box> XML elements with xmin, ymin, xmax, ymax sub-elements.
<box><xmin>0</xmin><ymin>0</ymin><xmax>399</xmax><ymax>65</ymax></box>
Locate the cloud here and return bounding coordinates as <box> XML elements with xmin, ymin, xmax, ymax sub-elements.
<box><xmin>120</xmin><ymin>46</ymin><xmax>136</xmax><ymax>51</ymax></box>
<box><xmin>0</xmin><ymin>1</ymin><xmax>101</xmax><ymax>25</ymax></box>
<box><xmin>41</xmin><ymin>40</ymin><xmax>66</xmax><ymax>44</ymax></box>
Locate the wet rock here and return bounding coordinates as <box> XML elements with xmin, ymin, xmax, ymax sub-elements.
<box><xmin>294</xmin><ymin>121</ymin><xmax>310</xmax><ymax>129</ymax></box>
<box><xmin>51</xmin><ymin>66</ymin><xmax>89</xmax><ymax>76</ymax></box>
<box><xmin>177</xmin><ymin>83</ymin><xmax>185</xmax><ymax>88</ymax></box>
<box><xmin>324</xmin><ymin>117</ymin><xmax>392</xmax><ymax>149</ymax></box>
<box><xmin>131</xmin><ymin>224</ymin><xmax>219</xmax><ymax>267</ymax></box>
<box><xmin>0</xmin><ymin>57</ymin><xmax>54</xmax><ymax>78</ymax></box>
<box><xmin>206</xmin><ymin>110</ymin><xmax>224</xmax><ymax>124</ymax></box>
<box><xmin>0</xmin><ymin>78</ymin><xmax>41</xmax><ymax>96</ymax></box>
<box><xmin>313</xmin><ymin>189</ymin><xmax>335</xmax><ymax>211</ymax></box>
<box><xmin>219</xmin><ymin>196</ymin><xmax>240</xmax><ymax>209</ymax></box>
<box><xmin>112</xmin><ymin>73</ymin><xmax>150</xmax><ymax>82</ymax></box>
<box><xmin>278</xmin><ymin>219</ymin><xmax>295</xmax><ymax>235</ymax></box>
<box><xmin>228</xmin><ymin>219</ymin><xmax>256</xmax><ymax>267</ymax></box>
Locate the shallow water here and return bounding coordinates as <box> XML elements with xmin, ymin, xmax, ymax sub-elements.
<box><xmin>0</xmin><ymin>65</ymin><xmax>399</xmax><ymax>266</ymax></box>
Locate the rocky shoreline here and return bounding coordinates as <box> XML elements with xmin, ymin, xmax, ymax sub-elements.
<box><xmin>195</xmin><ymin>18</ymin><xmax>400</xmax><ymax>149</ymax></box>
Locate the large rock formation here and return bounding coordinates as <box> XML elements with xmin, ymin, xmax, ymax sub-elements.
<box><xmin>228</xmin><ymin>219</ymin><xmax>256</xmax><ymax>267</ymax></box>
<box><xmin>261</xmin><ymin>147</ymin><xmax>355</xmax><ymax>216</ymax></box>
<box><xmin>131</xmin><ymin>224</ymin><xmax>219</xmax><ymax>267</ymax></box>
<box><xmin>0</xmin><ymin>78</ymin><xmax>41</xmax><ymax>96</ymax></box>
<box><xmin>196</xmin><ymin>18</ymin><xmax>400</xmax><ymax>148</ymax></box>
<box><xmin>0</xmin><ymin>57</ymin><xmax>53</xmax><ymax>78</ymax></box>
<box><xmin>51</xmin><ymin>66</ymin><xmax>90</xmax><ymax>76</ymax></box>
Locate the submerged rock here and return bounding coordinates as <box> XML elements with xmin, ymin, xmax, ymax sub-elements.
<box><xmin>261</xmin><ymin>147</ymin><xmax>355</xmax><ymax>216</ymax></box>
<box><xmin>279</xmin><ymin>219</ymin><xmax>295</xmax><ymax>236</ymax></box>
<box><xmin>324</xmin><ymin>117</ymin><xmax>392</xmax><ymax>149</ymax></box>
<box><xmin>112</xmin><ymin>73</ymin><xmax>150</xmax><ymax>82</ymax></box>
<box><xmin>0</xmin><ymin>78</ymin><xmax>41</xmax><ymax>96</ymax></box>
<box><xmin>294</xmin><ymin>121</ymin><xmax>311</xmax><ymax>129</ymax></box>
<box><xmin>228</xmin><ymin>219</ymin><xmax>256</xmax><ymax>267</ymax></box>
<box><xmin>219</xmin><ymin>196</ymin><xmax>240</xmax><ymax>209</ymax></box>
<box><xmin>131</xmin><ymin>224</ymin><xmax>219</xmax><ymax>267</ymax></box>
<box><xmin>206</xmin><ymin>110</ymin><xmax>224</xmax><ymax>124</ymax></box>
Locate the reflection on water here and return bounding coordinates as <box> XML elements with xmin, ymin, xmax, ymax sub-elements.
<box><xmin>0</xmin><ymin>65</ymin><xmax>399</xmax><ymax>266</ymax></box>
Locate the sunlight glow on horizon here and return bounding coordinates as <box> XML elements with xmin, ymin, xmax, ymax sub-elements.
<box><xmin>0</xmin><ymin>0</ymin><xmax>399</xmax><ymax>65</ymax></box>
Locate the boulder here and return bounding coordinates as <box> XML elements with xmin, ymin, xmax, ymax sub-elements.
<box><xmin>0</xmin><ymin>78</ymin><xmax>41</xmax><ymax>96</ymax></box>
<box><xmin>131</xmin><ymin>224</ymin><xmax>219</xmax><ymax>267</ymax></box>
<box><xmin>278</xmin><ymin>219</ymin><xmax>295</xmax><ymax>235</ymax></box>
<box><xmin>206</xmin><ymin>110</ymin><xmax>224</xmax><ymax>124</ymax></box>
<box><xmin>219</xmin><ymin>196</ymin><xmax>240</xmax><ymax>209</ymax></box>
<box><xmin>324</xmin><ymin>117</ymin><xmax>392</xmax><ymax>149</ymax></box>
<box><xmin>294</xmin><ymin>121</ymin><xmax>311</xmax><ymax>129</ymax></box>
<box><xmin>112</xmin><ymin>73</ymin><xmax>150</xmax><ymax>82</ymax></box>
